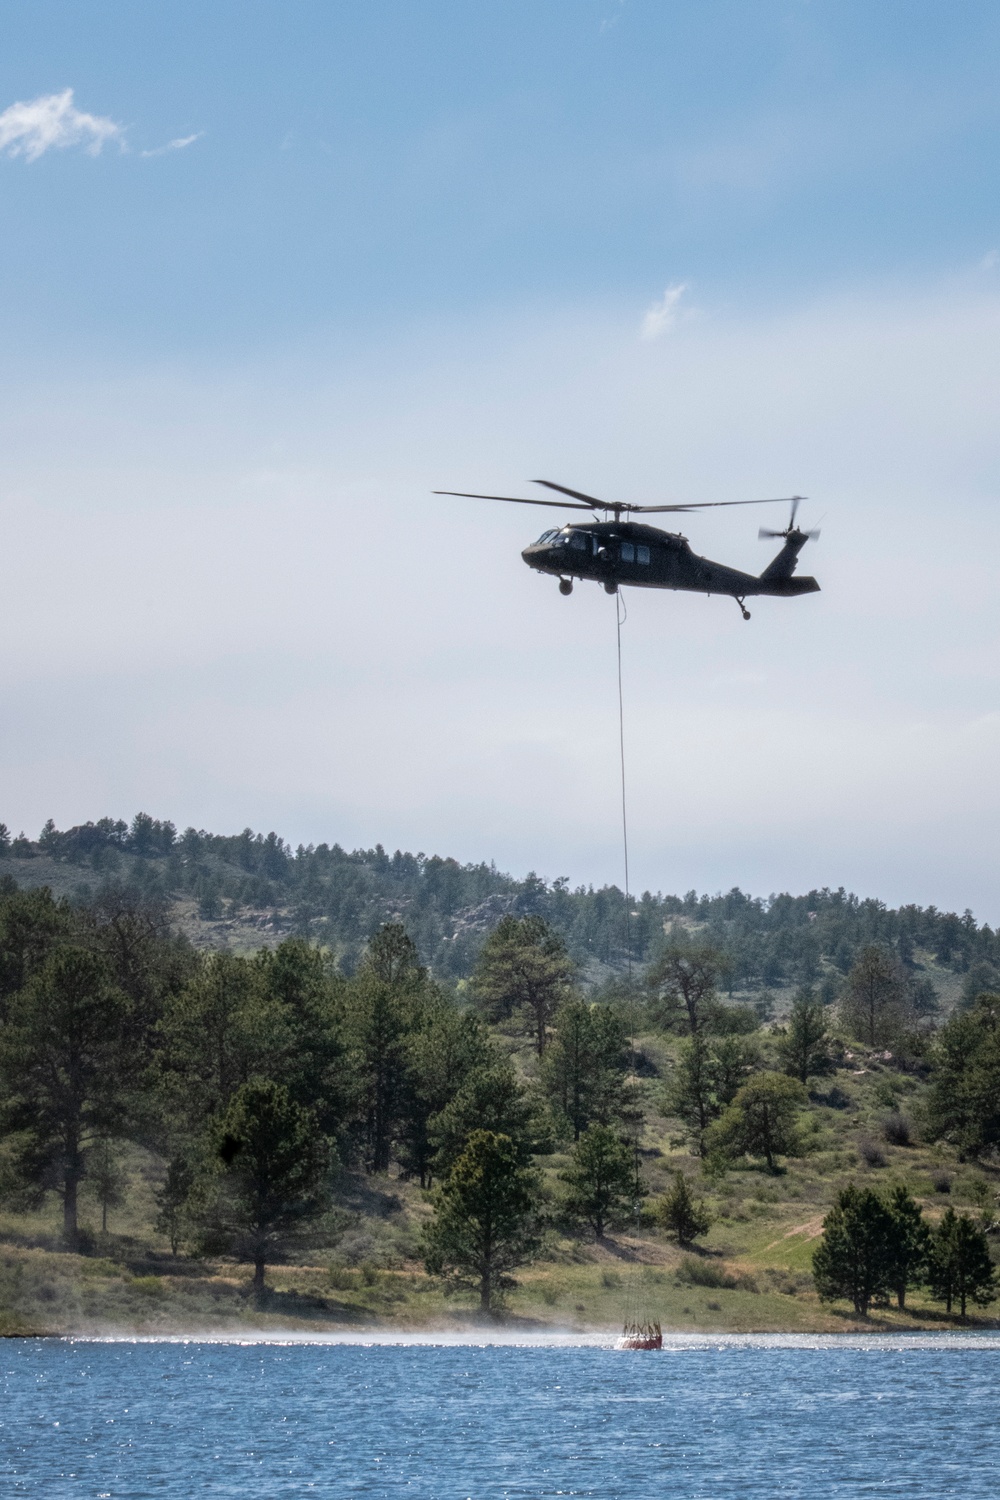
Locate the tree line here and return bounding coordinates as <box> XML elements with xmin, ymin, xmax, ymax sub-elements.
<box><xmin>0</xmin><ymin>888</ymin><xmax>646</xmax><ymax>1305</ymax></box>
<box><xmin>814</xmin><ymin>1185</ymin><xmax>995</xmax><ymax>1319</ymax></box>
<box><xmin>3</xmin><ymin>812</ymin><xmax>998</xmax><ymax>986</ymax></box>
<box><xmin>2</xmin><ymin>876</ymin><xmax>1000</xmax><ymax>1316</ymax></box>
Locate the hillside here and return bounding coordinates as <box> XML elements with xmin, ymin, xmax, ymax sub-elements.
<box><xmin>1</xmin><ymin>813</ymin><xmax>996</xmax><ymax>1009</ymax></box>
<box><xmin>1</xmin><ymin>1028</ymin><xmax>996</xmax><ymax>1338</ymax></box>
<box><xmin>1</xmin><ymin>829</ymin><xmax>1000</xmax><ymax>1339</ymax></box>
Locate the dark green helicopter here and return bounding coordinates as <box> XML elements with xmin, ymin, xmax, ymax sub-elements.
<box><xmin>435</xmin><ymin>479</ymin><xmax>820</xmax><ymax>619</ymax></box>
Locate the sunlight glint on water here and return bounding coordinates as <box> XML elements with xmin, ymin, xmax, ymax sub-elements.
<box><xmin>3</xmin><ymin>1336</ymin><xmax>999</xmax><ymax>1497</ymax></box>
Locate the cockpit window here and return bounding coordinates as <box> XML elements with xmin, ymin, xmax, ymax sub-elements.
<box><xmin>569</xmin><ymin>531</ymin><xmax>587</xmax><ymax>550</ymax></box>
<box><xmin>536</xmin><ymin>529</ymin><xmax>559</xmax><ymax>544</ymax></box>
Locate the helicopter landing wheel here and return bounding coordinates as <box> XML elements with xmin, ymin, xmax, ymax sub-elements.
<box><xmin>558</xmin><ymin>577</ymin><xmax>573</xmax><ymax>596</ymax></box>
<box><xmin>603</xmin><ymin>580</ymin><xmax>618</xmax><ymax>595</ymax></box>
<box><xmin>736</xmin><ymin>597</ymin><xmax>751</xmax><ymax>621</ymax></box>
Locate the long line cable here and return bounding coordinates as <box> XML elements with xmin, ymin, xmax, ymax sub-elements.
<box><xmin>615</xmin><ymin>587</ymin><xmax>647</xmax><ymax>1338</ymax></box>
<box><xmin>615</xmin><ymin>589</ymin><xmax>632</xmax><ymax>987</ymax></box>
<box><xmin>614</xmin><ymin>588</ymin><xmax>659</xmax><ymax>1350</ymax></box>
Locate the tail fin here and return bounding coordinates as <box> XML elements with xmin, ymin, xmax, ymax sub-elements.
<box><xmin>759</xmin><ymin>533</ymin><xmax>808</xmax><ymax>584</ymax></box>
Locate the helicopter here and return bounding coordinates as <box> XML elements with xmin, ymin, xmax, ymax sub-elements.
<box><xmin>434</xmin><ymin>480</ymin><xmax>820</xmax><ymax>619</ymax></box>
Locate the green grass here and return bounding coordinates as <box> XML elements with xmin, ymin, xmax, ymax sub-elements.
<box><xmin>1</xmin><ymin>1038</ymin><xmax>997</xmax><ymax>1336</ymax></box>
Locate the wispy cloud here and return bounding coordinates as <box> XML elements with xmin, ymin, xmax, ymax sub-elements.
<box><xmin>640</xmin><ymin>282</ymin><xmax>689</xmax><ymax>340</ymax></box>
<box><xmin>140</xmin><ymin>132</ymin><xmax>203</xmax><ymax>159</ymax></box>
<box><xmin>599</xmin><ymin>1</ymin><xmax>627</xmax><ymax>32</ymax></box>
<box><xmin>0</xmin><ymin>89</ymin><xmax>122</xmax><ymax>162</ymax></box>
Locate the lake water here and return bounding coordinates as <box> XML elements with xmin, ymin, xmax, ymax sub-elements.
<box><xmin>3</xmin><ymin>1332</ymin><xmax>1000</xmax><ymax>1497</ymax></box>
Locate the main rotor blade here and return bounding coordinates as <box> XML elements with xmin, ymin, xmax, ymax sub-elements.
<box><xmin>535</xmin><ymin>480</ymin><xmax>806</xmax><ymax>514</ymax></box>
<box><xmin>634</xmin><ymin>497</ymin><xmax>804</xmax><ymax>513</ymax></box>
<box><xmin>433</xmin><ymin>490</ymin><xmax>594</xmax><ymax>511</ymax></box>
<box><xmin>533</xmin><ymin>479</ymin><xmax>611</xmax><ymax>506</ymax></box>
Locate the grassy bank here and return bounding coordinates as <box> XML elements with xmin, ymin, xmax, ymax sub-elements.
<box><xmin>2</xmin><ymin>1044</ymin><xmax>997</xmax><ymax>1338</ymax></box>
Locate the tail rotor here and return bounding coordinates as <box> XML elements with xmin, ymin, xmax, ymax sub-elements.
<box><xmin>758</xmin><ymin>495</ymin><xmax>819</xmax><ymax>541</ymax></box>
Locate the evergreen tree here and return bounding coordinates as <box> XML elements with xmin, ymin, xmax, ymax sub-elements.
<box><xmin>924</xmin><ymin>994</ymin><xmax>1000</xmax><ymax>1159</ymax></box>
<box><xmin>707</xmin><ymin>1072</ymin><xmax>805</xmax><ymax>1172</ymax></box>
<box><xmin>777</xmin><ymin>990</ymin><xmax>832</xmax><ymax>1084</ymax></box>
<box><xmin>212</xmin><ymin>1079</ymin><xmax>333</xmax><ymax>1298</ymax></box>
<box><xmin>0</xmin><ymin>883</ymin><xmax>74</xmax><ymax>1017</ymax></box>
<box><xmin>664</xmin><ymin>1034</ymin><xmax>759</xmax><ymax>1154</ymax></box>
<box><xmin>423</xmin><ymin>1130</ymin><xmax>540</xmax><ymax>1314</ymax></box>
<box><xmin>664</xmin><ymin>1034</ymin><xmax>720</xmax><ymax>1152</ymax></box>
<box><xmin>157</xmin><ymin>951</ymin><xmax>284</xmax><ymax>1135</ymax></box>
<box><xmin>541</xmin><ymin>998</ymin><xmax>630</xmax><ymax>1139</ymax></box>
<box><xmin>349</xmin><ymin>925</ymin><xmax>428</xmax><ymax>1172</ymax></box>
<box><xmin>709</xmin><ymin>1034</ymin><xmax>759</xmax><ymax>1106</ymax></box>
<box><xmin>155</xmin><ymin>1155</ymin><xmax>195</xmax><ymax>1256</ymax></box>
<box><xmin>253</xmin><ymin>938</ymin><xmax>353</xmax><ymax>1136</ymax></box>
<box><xmin>471</xmin><ymin>915</ymin><xmax>573</xmax><ymax>1055</ymax></box>
<box><xmin>0</xmin><ymin>946</ymin><xmax>136</xmax><ymax>1246</ymax></box>
<box><xmin>655</xmin><ymin>1171</ymin><xmax>711</xmax><ymax>1246</ymax></box>
<box><xmin>885</xmin><ymin>1184</ymin><xmax>931</xmax><ymax>1310</ymax></box>
<box><xmin>429</xmin><ymin>1061</ymin><xmax>537</xmax><ymax>1176</ymax></box>
<box><xmin>812</xmin><ymin>1184</ymin><xmax>896</xmax><ymax>1315</ymax></box>
<box><xmin>90</xmin><ymin>1137</ymin><xmax>127</xmax><ymax>1234</ymax></box>
<box><xmin>399</xmin><ymin>1006</ymin><xmax>494</xmax><ymax>1187</ymax></box>
<box><xmin>928</xmin><ymin>1208</ymin><xmax>997</xmax><ymax>1319</ymax></box>
<box><xmin>840</xmin><ymin>946</ymin><xmax>910</xmax><ymax>1047</ymax></box>
<box><xmin>647</xmin><ymin>944</ymin><xmax>720</xmax><ymax>1035</ymax></box>
<box><xmin>559</xmin><ymin>1124</ymin><xmax>637</xmax><ymax>1237</ymax></box>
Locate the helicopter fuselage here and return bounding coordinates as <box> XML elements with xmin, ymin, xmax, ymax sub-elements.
<box><xmin>521</xmin><ymin>519</ymin><xmax>820</xmax><ymax>604</ymax></box>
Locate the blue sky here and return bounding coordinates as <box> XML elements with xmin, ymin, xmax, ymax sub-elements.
<box><xmin>4</xmin><ymin>2</ymin><xmax>1000</xmax><ymax>352</ymax></box>
<box><xmin>3</xmin><ymin>2</ymin><xmax>1000</xmax><ymax>916</ymax></box>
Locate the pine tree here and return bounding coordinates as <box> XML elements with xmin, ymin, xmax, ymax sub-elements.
<box><xmin>885</xmin><ymin>1185</ymin><xmax>931</xmax><ymax>1310</ymax></box>
<box><xmin>777</xmin><ymin>990</ymin><xmax>832</xmax><ymax>1084</ymax></box>
<box><xmin>812</xmin><ymin>1184</ymin><xmax>895</xmax><ymax>1315</ymax></box>
<box><xmin>0</xmin><ymin>946</ymin><xmax>136</xmax><ymax>1247</ymax></box>
<box><xmin>429</xmin><ymin>1061</ymin><xmax>537</xmax><ymax>1177</ymax></box>
<box><xmin>928</xmin><ymin>1208</ymin><xmax>997</xmax><ymax>1319</ymax></box>
<box><xmin>664</xmin><ymin>1034</ymin><xmax>719</xmax><ymax>1152</ymax></box>
<box><xmin>155</xmin><ymin>1155</ymin><xmax>195</xmax><ymax>1256</ymax></box>
<box><xmin>655</xmin><ymin>1172</ymin><xmax>711</xmax><ymax>1246</ymax></box>
<box><xmin>422</xmin><ymin>1130</ymin><xmax>540</xmax><ymax>1314</ymax></box>
<box><xmin>840</xmin><ymin>946</ymin><xmax>909</xmax><ymax>1047</ymax></box>
<box><xmin>559</xmin><ymin>1124</ymin><xmax>637</xmax><ymax>1238</ymax></box>
<box><xmin>212</xmin><ymin>1079</ymin><xmax>333</xmax><ymax>1299</ymax></box>
<box><xmin>90</xmin><ymin>1137</ymin><xmax>126</xmax><ymax>1235</ymax></box>
<box><xmin>542</xmin><ymin>998</ymin><xmax>630</xmax><ymax>1139</ymax></box>
<box><xmin>706</xmin><ymin>1072</ymin><xmax>805</xmax><ymax>1172</ymax></box>
<box><xmin>471</xmin><ymin>916</ymin><xmax>573</xmax><ymax>1055</ymax></box>
<box><xmin>350</xmin><ymin>925</ymin><xmax>428</xmax><ymax>1172</ymax></box>
<box><xmin>647</xmin><ymin>944</ymin><xmax>720</xmax><ymax>1035</ymax></box>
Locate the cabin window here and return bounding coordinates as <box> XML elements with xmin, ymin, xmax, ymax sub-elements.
<box><xmin>620</xmin><ymin>542</ymin><xmax>635</xmax><ymax>562</ymax></box>
<box><xmin>637</xmin><ymin>545</ymin><xmax>650</xmax><ymax>565</ymax></box>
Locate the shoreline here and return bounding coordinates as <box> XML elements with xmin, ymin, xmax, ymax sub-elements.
<box><xmin>8</xmin><ymin>1326</ymin><xmax>1000</xmax><ymax>1348</ymax></box>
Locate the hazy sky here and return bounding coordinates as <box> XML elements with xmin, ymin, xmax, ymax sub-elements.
<box><xmin>2</xmin><ymin>2</ymin><xmax>1000</xmax><ymax>918</ymax></box>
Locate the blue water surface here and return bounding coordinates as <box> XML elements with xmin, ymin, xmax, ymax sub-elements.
<box><xmin>3</xmin><ymin>1334</ymin><xmax>1000</xmax><ymax>1497</ymax></box>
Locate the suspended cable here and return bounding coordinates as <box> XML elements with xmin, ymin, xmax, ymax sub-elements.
<box><xmin>615</xmin><ymin>589</ymin><xmax>632</xmax><ymax>986</ymax></box>
<box><xmin>614</xmin><ymin>588</ymin><xmax>662</xmax><ymax>1351</ymax></box>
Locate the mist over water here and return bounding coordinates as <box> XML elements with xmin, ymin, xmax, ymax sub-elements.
<box><xmin>3</xmin><ymin>1335</ymin><xmax>999</xmax><ymax>1496</ymax></box>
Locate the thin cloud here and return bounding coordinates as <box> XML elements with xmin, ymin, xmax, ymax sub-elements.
<box><xmin>640</xmin><ymin>282</ymin><xmax>689</xmax><ymax>340</ymax></box>
<box><xmin>140</xmin><ymin>132</ymin><xmax>203</xmax><ymax>159</ymax></box>
<box><xmin>0</xmin><ymin>89</ymin><xmax>122</xmax><ymax>162</ymax></box>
